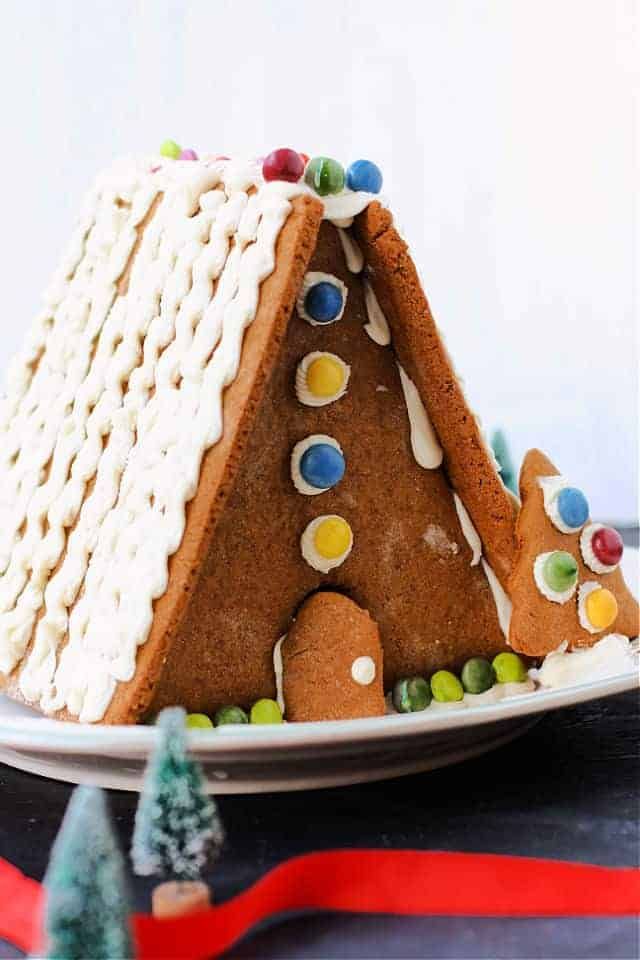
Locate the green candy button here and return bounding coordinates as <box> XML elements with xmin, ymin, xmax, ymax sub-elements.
<box><xmin>185</xmin><ymin>712</ymin><xmax>214</xmax><ymax>729</ymax></box>
<box><xmin>250</xmin><ymin>698</ymin><xmax>283</xmax><ymax>725</ymax></box>
<box><xmin>393</xmin><ymin>676</ymin><xmax>432</xmax><ymax>713</ymax></box>
<box><xmin>214</xmin><ymin>705</ymin><xmax>249</xmax><ymax>726</ymax></box>
<box><xmin>160</xmin><ymin>139</ymin><xmax>182</xmax><ymax>159</ymax></box>
<box><xmin>492</xmin><ymin>652</ymin><xmax>527</xmax><ymax>684</ymax></box>
<box><xmin>461</xmin><ymin>657</ymin><xmax>496</xmax><ymax>694</ymax></box>
<box><xmin>543</xmin><ymin>550</ymin><xmax>578</xmax><ymax>593</ymax></box>
<box><xmin>430</xmin><ymin>670</ymin><xmax>464</xmax><ymax>703</ymax></box>
<box><xmin>304</xmin><ymin>156</ymin><xmax>345</xmax><ymax>196</ymax></box>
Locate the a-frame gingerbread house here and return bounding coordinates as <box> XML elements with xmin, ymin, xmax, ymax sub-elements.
<box><xmin>0</xmin><ymin>148</ymin><xmax>633</xmax><ymax>724</ymax></box>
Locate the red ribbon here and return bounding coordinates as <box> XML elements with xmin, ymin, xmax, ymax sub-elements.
<box><xmin>2</xmin><ymin>851</ymin><xmax>638</xmax><ymax>959</ymax></box>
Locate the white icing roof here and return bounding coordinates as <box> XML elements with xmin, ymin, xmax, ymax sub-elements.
<box><xmin>0</xmin><ymin>155</ymin><xmax>333</xmax><ymax>721</ymax></box>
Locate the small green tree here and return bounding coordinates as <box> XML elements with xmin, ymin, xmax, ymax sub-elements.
<box><xmin>491</xmin><ymin>428</ymin><xmax>518</xmax><ymax>494</ymax></box>
<box><xmin>43</xmin><ymin>785</ymin><xmax>133</xmax><ymax>960</ymax></box>
<box><xmin>131</xmin><ymin>707</ymin><xmax>224</xmax><ymax>881</ymax></box>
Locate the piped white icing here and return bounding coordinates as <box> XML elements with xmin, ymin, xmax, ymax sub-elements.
<box><xmin>321</xmin><ymin>191</ymin><xmax>378</xmax><ymax>222</ymax></box>
<box><xmin>300</xmin><ymin>515</ymin><xmax>353</xmax><ymax>574</ymax></box>
<box><xmin>538</xmin><ymin>475</ymin><xmax>582</xmax><ymax>534</ymax></box>
<box><xmin>273</xmin><ymin>635</ymin><xmax>286</xmax><ymax>715</ymax></box>
<box><xmin>337</xmin><ymin>228</ymin><xmax>364</xmax><ymax>274</ymax></box>
<box><xmin>0</xmin><ymin>155</ymin><xmax>378</xmax><ymax>722</ymax></box>
<box><xmin>501</xmin><ymin>678</ymin><xmax>536</xmax><ymax>697</ymax></box>
<box><xmin>430</xmin><ymin>699</ymin><xmax>466</xmax><ymax>711</ymax></box>
<box><xmin>463</xmin><ymin>686</ymin><xmax>504</xmax><ymax>706</ymax></box>
<box><xmin>452</xmin><ymin>493</ymin><xmax>482</xmax><ymax>566</ymax></box>
<box><xmin>351</xmin><ymin>655</ymin><xmax>376</xmax><ymax>685</ymax></box>
<box><xmin>397</xmin><ymin>364</ymin><xmax>443</xmax><ymax>469</ymax></box>
<box><xmin>577</xmin><ymin>581</ymin><xmax>615</xmax><ymax>634</ymax></box>
<box><xmin>481</xmin><ymin>559</ymin><xmax>512</xmax><ymax>638</ymax></box>
<box><xmin>533</xmin><ymin>551</ymin><xmax>577</xmax><ymax>604</ymax></box>
<box><xmin>580</xmin><ymin>523</ymin><xmax>618</xmax><ymax>574</ymax></box>
<box><xmin>290</xmin><ymin>434</ymin><xmax>343</xmax><ymax>496</ymax></box>
<box><xmin>296</xmin><ymin>271</ymin><xmax>348</xmax><ymax>327</ymax></box>
<box><xmin>363</xmin><ymin>280</ymin><xmax>391</xmax><ymax>345</ymax></box>
<box><xmin>295</xmin><ymin>352</ymin><xmax>350</xmax><ymax>408</ymax></box>
<box><xmin>530</xmin><ymin>635</ymin><xmax>637</xmax><ymax>688</ymax></box>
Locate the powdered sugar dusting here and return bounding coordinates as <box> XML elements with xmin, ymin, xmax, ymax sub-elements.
<box><xmin>422</xmin><ymin>525</ymin><xmax>459</xmax><ymax>558</ymax></box>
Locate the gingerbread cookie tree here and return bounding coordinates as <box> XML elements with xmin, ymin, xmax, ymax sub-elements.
<box><xmin>508</xmin><ymin>450</ymin><xmax>638</xmax><ymax>656</ymax></box>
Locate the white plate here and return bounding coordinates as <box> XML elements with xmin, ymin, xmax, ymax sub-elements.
<box><xmin>0</xmin><ymin>549</ymin><xmax>637</xmax><ymax>794</ymax></box>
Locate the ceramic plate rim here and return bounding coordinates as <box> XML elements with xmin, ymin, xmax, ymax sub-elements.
<box><xmin>0</xmin><ymin>669</ymin><xmax>636</xmax><ymax>756</ymax></box>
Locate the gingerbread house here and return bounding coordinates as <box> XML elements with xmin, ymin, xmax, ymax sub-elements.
<box><xmin>1</xmin><ymin>146</ymin><xmax>632</xmax><ymax>725</ymax></box>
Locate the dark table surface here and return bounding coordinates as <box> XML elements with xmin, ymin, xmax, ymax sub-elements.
<box><xmin>1</xmin><ymin>687</ymin><xmax>638</xmax><ymax>959</ymax></box>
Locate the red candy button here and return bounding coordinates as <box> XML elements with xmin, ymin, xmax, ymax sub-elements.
<box><xmin>262</xmin><ymin>148</ymin><xmax>305</xmax><ymax>183</ymax></box>
<box><xmin>592</xmin><ymin>527</ymin><xmax>623</xmax><ymax>567</ymax></box>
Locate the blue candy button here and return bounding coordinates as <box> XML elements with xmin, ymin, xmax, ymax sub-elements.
<box><xmin>304</xmin><ymin>281</ymin><xmax>343</xmax><ymax>324</ymax></box>
<box><xmin>557</xmin><ymin>487</ymin><xmax>589</xmax><ymax>529</ymax></box>
<box><xmin>345</xmin><ymin>159</ymin><xmax>383</xmax><ymax>194</ymax></box>
<box><xmin>300</xmin><ymin>444</ymin><xmax>345</xmax><ymax>490</ymax></box>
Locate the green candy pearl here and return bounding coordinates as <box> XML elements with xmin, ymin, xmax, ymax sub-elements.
<box><xmin>160</xmin><ymin>139</ymin><xmax>182</xmax><ymax>159</ymax></box>
<box><xmin>250</xmin><ymin>698</ymin><xmax>283</xmax><ymax>725</ymax></box>
<box><xmin>185</xmin><ymin>712</ymin><xmax>214</xmax><ymax>729</ymax></box>
<box><xmin>430</xmin><ymin>670</ymin><xmax>464</xmax><ymax>703</ymax></box>
<box><xmin>304</xmin><ymin>156</ymin><xmax>345</xmax><ymax>196</ymax></box>
<box><xmin>392</xmin><ymin>676</ymin><xmax>432</xmax><ymax>713</ymax></box>
<box><xmin>214</xmin><ymin>705</ymin><xmax>249</xmax><ymax>726</ymax></box>
<box><xmin>492</xmin><ymin>652</ymin><xmax>527</xmax><ymax>684</ymax></box>
<box><xmin>461</xmin><ymin>657</ymin><xmax>496</xmax><ymax>694</ymax></box>
<box><xmin>543</xmin><ymin>550</ymin><xmax>578</xmax><ymax>593</ymax></box>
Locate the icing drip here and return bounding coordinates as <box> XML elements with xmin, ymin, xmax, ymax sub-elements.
<box><xmin>0</xmin><ymin>154</ymin><xmax>380</xmax><ymax>723</ymax></box>
<box><xmin>337</xmin><ymin>228</ymin><xmax>364</xmax><ymax>274</ymax></box>
<box><xmin>363</xmin><ymin>280</ymin><xmax>391</xmax><ymax>345</ymax></box>
<box><xmin>481</xmin><ymin>558</ymin><xmax>512</xmax><ymax>638</ymax></box>
<box><xmin>397</xmin><ymin>364</ymin><xmax>443</xmax><ymax>469</ymax></box>
<box><xmin>273</xmin><ymin>635</ymin><xmax>286</xmax><ymax>715</ymax></box>
<box><xmin>452</xmin><ymin>493</ymin><xmax>482</xmax><ymax>566</ymax></box>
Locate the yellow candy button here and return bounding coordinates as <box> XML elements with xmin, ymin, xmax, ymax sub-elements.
<box><xmin>313</xmin><ymin>516</ymin><xmax>352</xmax><ymax>560</ymax></box>
<box><xmin>585</xmin><ymin>587</ymin><xmax>618</xmax><ymax>630</ymax></box>
<box><xmin>306</xmin><ymin>356</ymin><xmax>344</xmax><ymax>398</ymax></box>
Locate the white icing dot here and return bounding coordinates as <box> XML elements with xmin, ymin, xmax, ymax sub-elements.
<box><xmin>351</xmin><ymin>655</ymin><xmax>376</xmax><ymax>685</ymax></box>
<box><xmin>300</xmin><ymin>515</ymin><xmax>353</xmax><ymax>574</ymax></box>
<box><xmin>580</xmin><ymin>523</ymin><xmax>619</xmax><ymax>574</ymax></box>
<box><xmin>290</xmin><ymin>434</ymin><xmax>343</xmax><ymax>497</ymax></box>
<box><xmin>533</xmin><ymin>552</ymin><xmax>578</xmax><ymax>604</ymax></box>
<box><xmin>296</xmin><ymin>271</ymin><xmax>348</xmax><ymax>327</ymax></box>
<box><xmin>577</xmin><ymin>581</ymin><xmax>616</xmax><ymax>634</ymax></box>
<box><xmin>295</xmin><ymin>352</ymin><xmax>350</xmax><ymax>408</ymax></box>
<box><xmin>538</xmin><ymin>476</ymin><xmax>585</xmax><ymax>534</ymax></box>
